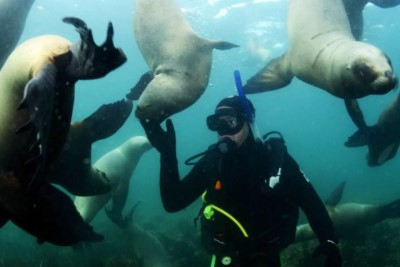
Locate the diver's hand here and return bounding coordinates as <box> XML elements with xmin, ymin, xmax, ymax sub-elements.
<box><xmin>312</xmin><ymin>240</ymin><xmax>342</xmax><ymax>267</ymax></box>
<box><xmin>140</xmin><ymin>119</ymin><xmax>176</xmax><ymax>156</ymax></box>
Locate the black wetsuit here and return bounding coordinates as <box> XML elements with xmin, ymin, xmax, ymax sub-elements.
<box><xmin>160</xmin><ymin>137</ymin><xmax>338</xmax><ymax>267</ymax></box>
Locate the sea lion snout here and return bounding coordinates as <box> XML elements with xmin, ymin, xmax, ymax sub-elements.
<box><xmin>371</xmin><ymin>70</ymin><xmax>398</xmax><ymax>94</ymax></box>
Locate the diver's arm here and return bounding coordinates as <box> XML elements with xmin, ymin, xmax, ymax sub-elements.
<box><xmin>296</xmin><ymin>173</ymin><xmax>338</xmax><ymax>244</ymax></box>
<box><xmin>298</xmin><ymin>180</ymin><xmax>338</xmax><ymax>244</ymax></box>
<box><xmin>141</xmin><ymin>119</ymin><xmax>208</xmax><ymax>212</ymax></box>
<box><xmin>285</xmin><ymin>154</ymin><xmax>338</xmax><ymax>244</ymax></box>
<box><xmin>160</xmin><ymin>152</ymin><xmax>211</xmax><ymax>212</ymax></box>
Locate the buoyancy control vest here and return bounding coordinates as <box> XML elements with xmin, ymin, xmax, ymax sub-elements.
<box><xmin>196</xmin><ymin>132</ymin><xmax>301</xmax><ymax>256</ymax></box>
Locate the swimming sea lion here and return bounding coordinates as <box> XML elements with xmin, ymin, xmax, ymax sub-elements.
<box><xmin>346</xmin><ymin>93</ymin><xmax>400</xmax><ymax>166</ymax></box>
<box><xmin>341</xmin><ymin>0</ymin><xmax>400</xmax><ymax>147</ymax></box>
<box><xmin>108</xmin><ymin>203</ymin><xmax>172</xmax><ymax>267</ymax></box>
<box><xmin>0</xmin><ymin>17</ymin><xmax>126</xmax><ymax>245</ymax></box>
<box><xmin>131</xmin><ymin>0</ymin><xmax>239</xmax><ymax>122</ymax></box>
<box><xmin>0</xmin><ymin>0</ymin><xmax>35</xmax><ymax>67</ymax></box>
<box><xmin>295</xmin><ymin>181</ymin><xmax>400</xmax><ymax>242</ymax></box>
<box><xmin>244</xmin><ymin>0</ymin><xmax>397</xmax><ymax>126</ymax></box>
<box><xmin>74</xmin><ymin>136</ymin><xmax>152</xmax><ymax>224</ymax></box>
<box><xmin>342</xmin><ymin>0</ymin><xmax>400</xmax><ymax>40</ymax></box>
<box><xmin>47</xmin><ymin>99</ymin><xmax>133</xmax><ymax>196</ymax></box>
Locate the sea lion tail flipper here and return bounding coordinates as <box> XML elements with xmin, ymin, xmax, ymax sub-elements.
<box><xmin>16</xmin><ymin>64</ymin><xmax>58</xmax><ymax>190</ymax></box>
<box><xmin>62</xmin><ymin>17</ymin><xmax>126</xmax><ymax>79</ymax></box>
<box><xmin>9</xmin><ymin>184</ymin><xmax>103</xmax><ymax>246</ymax></box>
<box><xmin>324</xmin><ymin>181</ymin><xmax>346</xmax><ymax>206</ymax></box>
<box><xmin>126</xmin><ymin>71</ymin><xmax>154</xmax><ymax>100</ymax></box>
<box><xmin>82</xmin><ymin>99</ymin><xmax>133</xmax><ymax>141</ymax></box>
<box><xmin>379</xmin><ymin>199</ymin><xmax>400</xmax><ymax>219</ymax></box>
<box><xmin>370</xmin><ymin>0</ymin><xmax>400</xmax><ymax>8</ymax></box>
<box><xmin>345</xmin><ymin>125</ymin><xmax>377</xmax><ymax>148</ymax></box>
<box><xmin>62</xmin><ymin>17</ymin><xmax>93</xmax><ymax>44</ymax></box>
<box><xmin>105</xmin><ymin>200</ymin><xmax>141</xmax><ymax>228</ymax></box>
<box><xmin>344</xmin><ymin>98</ymin><xmax>373</xmax><ymax>147</ymax></box>
<box><xmin>243</xmin><ymin>54</ymin><xmax>293</xmax><ymax>94</ymax></box>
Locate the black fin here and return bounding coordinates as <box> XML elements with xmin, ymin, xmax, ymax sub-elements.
<box><xmin>324</xmin><ymin>181</ymin><xmax>346</xmax><ymax>206</ymax></box>
<box><xmin>213</xmin><ymin>41</ymin><xmax>240</xmax><ymax>50</ymax></box>
<box><xmin>380</xmin><ymin>199</ymin><xmax>400</xmax><ymax>219</ymax></box>
<box><xmin>82</xmin><ymin>99</ymin><xmax>133</xmax><ymax>141</ymax></box>
<box><xmin>9</xmin><ymin>183</ymin><xmax>103</xmax><ymax>246</ymax></box>
<box><xmin>126</xmin><ymin>71</ymin><xmax>154</xmax><ymax>100</ymax></box>
<box><xmin>62</xmin><ymin>17</ymin><xmax>95</xmax><ymax>47</ymax></box>
<box><xmin>62</xmin><ymin>16</ymin><xmax>127</xmax><ymax>79</ymax></box>
<box><xmin>16</xmin><ymin>64</ymin><xmax>58</xmax><ymax>190</ymax></box>
<box><xmin>105</xmin><ymin>201</ymin><xmax>141</xmax><ymax>229</ymax></box>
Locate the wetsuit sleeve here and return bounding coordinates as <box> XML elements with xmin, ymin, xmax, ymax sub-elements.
<box><xmin>286</xmin><ymin>154</ymin><xmax>339</xmax><ymax>244</ymax></box>
<box><xmin>160</xmin><ymin>152</ymin><xmax>212</xmax><ymax>212</ymax></box>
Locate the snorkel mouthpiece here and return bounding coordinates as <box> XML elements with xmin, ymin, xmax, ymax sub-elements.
<box><xmin>234</xmin><ymin>70</ymin><xmax>261</xmax><ymax>141</ymax></box>
<box><xmin>217</xmin><ymin>138</ymin><xmax>237</xmax><ymax>154</ymax></box>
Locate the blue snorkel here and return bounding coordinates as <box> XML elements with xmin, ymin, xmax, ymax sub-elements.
<box><xmin>234</xmin><ymin>70</ymin><xmax>262</xmax><ymax>142</ymax></box>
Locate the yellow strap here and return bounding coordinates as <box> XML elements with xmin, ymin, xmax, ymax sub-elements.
<box><xmin>207</xmin><ymin>204</ymin><xmax>249</xmax><ymax>238</ymax></box>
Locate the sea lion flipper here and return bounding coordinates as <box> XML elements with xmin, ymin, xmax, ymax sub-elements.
<box><xmin>16</xmin><ymin>64</ymin><xmax>58</xmax><ymax>189</ymax></box>
<box><xmin>126</xmin><ymin>71</ymin><xmax>154</xmax><ymax>100</ymax></box>
<box><xmin>344</xmin><ymin>98</ymin><xmax>373</xmax><ymax>147</ymax></box>
<box><xmin>324</xmin><ymin>181</ymin><xmax>346</xmax><ymax>206</ymax></box>
<box><xmin>105</xmin><ymin>201</ymin><xmax>141</xmax><ymax>228</ymax></box>
<box><xmin>244</xmin><ymin>54</ymin><xmax>293</xmax><ymax>94</ymax></box>
<box><xmin>210</xmin><ymin>40</ymin><xmax>240</xmax><ymax>50</ymax></box>
<box><xmin>62</xmin><ymin>16</ymin><xmax>127</xmax><ymax>79</ymax></box>
<box><xmin>369</xmin><ymin>0</ymin><xmax>400</xmax><ymax>8</ymax></box>
<box><xmin>8</xmin><ymin>183</ymin><xmax>103</xmax><ymax>245</ymax></box>
<box><xmin>380</xmin><ymin>199</ymin><xmax>400</xmax><ymax>219</ymax></box>
<box><xmin>82</xmin><ymin>99</ymin><xmax>133</xmax><ymax>141</ymax></box>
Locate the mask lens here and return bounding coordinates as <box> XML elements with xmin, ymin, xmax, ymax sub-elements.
<box><xmin>207</xmin><ymin>114</ymin><xmax>244</xmax><ymax>135</ymax></box>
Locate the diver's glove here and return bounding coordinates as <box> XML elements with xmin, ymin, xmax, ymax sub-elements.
<box><xmin>140</xmin><ymin>118</ymin><xmax>176</xmax><ymax>157</ymax></box>
<box><xmin>312</xmin><ymin>240</ymin><xmax>342</xmax><ymax>267</ymax></box>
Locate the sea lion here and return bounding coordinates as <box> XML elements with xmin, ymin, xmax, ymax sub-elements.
<box><xmin>0</xmin><ymin>17</ymin><xmax>126</xmax><ymax>245</ymax></box>
<box><xmin>342</xmin><ymin>0</ymin><xmax>400</xmax><ymax>40</ymax></box>
<box><xmin>47</xmin><ymin>99</ymin><xmax>133</xmax><ymax>196</ymax></box>
<box><xmin>295</xmin><ymin>181</ymin><xmax>400</xmax><ymax>242</ymax></box>
<box><xmin>0</xmin><ymin>0</ymin><xmax>35</xmax><ymax>67</ymax></box>
<box><xmin>107</xmin><ymin>203</ymin><xmax>172</xmax><ymax>267</ymax></box>
<box><xmin>244</xmin><ymin>0</ymin><xmax>397</xmax><ymax>126</ymax></box>
<box><xmin>341</xmin><ymin>0</ymin><xmax>400</xmax><ymax>147</ymax></box>
<box><xmin>131</xmin><ymin>0</ymin><xmax>239</xmax><ymax>122</ymax></box>
<box><xmin>74</xmin><ymin>136</ymin><xmax>152</xmax><ymax>224</ymax></box>
<box><xmin>346</xmin><ymin>93</ymin><xmax>400</xmax><ymax>166</ymax></box>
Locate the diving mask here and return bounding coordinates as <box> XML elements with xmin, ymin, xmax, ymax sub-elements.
<box><xmin>207</xmin><ymin>108</ymin><xmax>245</xmax><ymax>136</ymax></box>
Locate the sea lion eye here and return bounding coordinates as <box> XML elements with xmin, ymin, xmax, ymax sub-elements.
<box><xmin>354</xmin><ymin>64</ymin><xmax>376</xmax><ymax>83</ymax></box>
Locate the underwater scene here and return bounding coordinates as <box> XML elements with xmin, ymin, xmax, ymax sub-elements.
<box><xmin>0</xmin><ymin>0</ymin><xmax>399</xmax><ymax>266</ymax></box>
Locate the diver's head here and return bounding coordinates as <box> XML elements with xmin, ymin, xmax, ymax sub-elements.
<box><xmin>206</xmin><ymin>95</ymin><xmax>255</xmax><ymax>147</ymax></box>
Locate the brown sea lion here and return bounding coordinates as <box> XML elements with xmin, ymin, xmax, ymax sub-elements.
<box><xmin>341</xmin><ymin>0</ymin><xmax>400</xmax><ymax>148</ymax></box>
<box><xmin>47</xmin><ymin>99</ymin><xmax>133</xmax><ymax>196</ymax></box>
<box><xmin>346</xmin><ymin>93</ymin><xmax>400</xmax><ymax>166</ymax></box>
<box><xmin>342</xmin><ymin>0</ymin><xmax>400</xmax><ymax>40</ymax></box>
<box><xmin>244</xmin><ymin>0</ymin><xmax>397</xmax><ymax>133</ymax></box>
<box><xmin>295</xmin><ymin>181</ymin><xmax>400</xmax><ymax>242</ymax></box>
<box><xmin>131</xmin><ymin>0</ymin><xmax>239</xmax><ymax>122</ymax></box>
<box><xmin>0</xmin><ymin>17</ymin><xmax>126</xmax><ymax>245</ymax></box>
<box><xmin>0</xmin><ymin>0</ymin><xmax>35</xmax><ymax>67</ymax></box>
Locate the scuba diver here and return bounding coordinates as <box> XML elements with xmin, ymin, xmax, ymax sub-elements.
<box><xmin>140</xmin><ymin>95</ymin><xmax>342</xmax><ymax>267</ymax></box>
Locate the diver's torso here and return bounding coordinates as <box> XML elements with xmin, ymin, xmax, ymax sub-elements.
<box><xmin>203</xmin><ymin>141</ymin><xmax>300</xmax><ymax>250</ymax></box>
